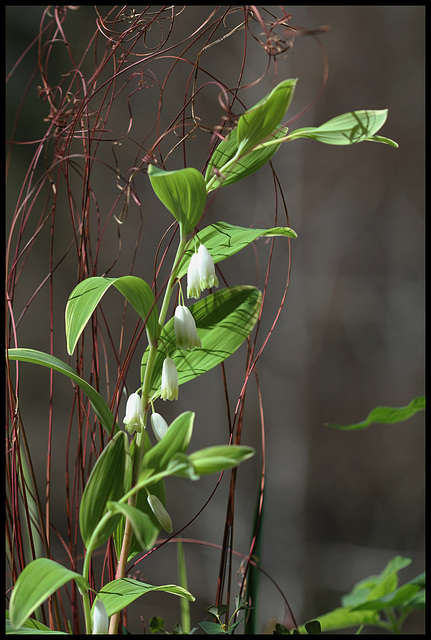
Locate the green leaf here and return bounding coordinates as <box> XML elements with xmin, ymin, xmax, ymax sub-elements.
<box><xmin>140</xmin><ymin>412</ymin><xmax>195</xmax><ymax>480</ymax></box>
<box><xmin>185</xmin><ymin>445</ymin><xmax>255</xmax><ymax>476</ymax></box>
<box><xmin>147</xmin><ymin>164</ymin><xmax>207</xmax><ymax>233</ymax></box>
<box><xmin>177</xmin><ymin>222</ymin><xmax>296</xmax><ymax>280</ymax></box>
<box><xmin>236</xmin><ymin>79</ymin><xmax>297</xmax><ymax>156</ymax></box>
<box><xmin>298</xmin><ymin>557</ymin><xmax>416</xmax><ymax>633</ymax></box>
<box><xmin>6</xmin><ymin>608</ymin><xmax>68</xmax><ymax>634</ymax></box>
<box><xmin>9</xmin><ymin>558</ymin><xmax>88</xmax><ymax>629</ymax></box>
<box><xmin>407</xmin><ymin>571</ymin><xmax>425</xmax><ymax>589</ymax></box>
<box><xmin>65</xmin><ymin>275</ymin><xmax>158</xmax><ymax>355</ymax></box>
<box><xmin>107</xmin><ymin>501</ymin><xmax>155</xmax><ymax>551</ymax></box>
<box><xmin>199</xmin><ymin>620</ymin><xmax>226</xmax><ymax>634</ymax></box>
<box><xmin>79</xmin><ymin>432</ymin><xmax>132</xmax><ymax>550</ymax></box>
<box><xmin>225</xmin><ymin>619</ymin><xmax>244</xmax><ymax>634</ymax></box>
<box><xmin>351</xmin><ymin>584</ymin><xmax>421</xmax><ymax>611</ymax></box>
<box><xmin>207</xmin><ymin>604</ymin><xmax>228</xmax><ymax>617</ymax></box>
<box><xmin>342</xmin><ymin>556</ymin><xmax>412</xmax><ymax>608</ymax></box>
<box><xmin>113</xmin><ymin>442</ymin><xmax>166</xmax><ymax>560</ymax></box>
<box><xmin>6</xmin><ymin>348</ymin><xmax>118</xmax><ymax>436</ymax></box>
<box><xmin>149</xmin><ymin>616</ymin><xmax>166</xmax><ymax>633</ymax></box>
<box><xmin>297</xmin><ymin>607</ymin><xmax>380</xmax><ymax>634</ymax></box>
<box><xmin>326</xmin><ymin>396</ymin><xmax>425</xmax><ymax>430</ymax></box>
<box><xmin>168</xmin><ymin>452</ymin><xmax>200</xmax><ymax>480</ymax></box>
<box><xmin>304</xmin><ymin>620</ymin><xmax>322</xmax><ymax>634</ymax></box>
<box><xmin>402</xmin><ymin>570</ymin><xmax>426</xmax><ymax>606</ymax></box>
<box><xmin>96</xmin><ymin>577</ymin><xmax>194</xmax><ymax>617</ymax></box>
<box><xmin>288</xmin><ymin>110</ymin><xmax>396</xmax><ymax>146</ymax></box>
<box><xmin>6</xmin><ymin>613</ymin><xmax>68</xmax><ymax>634</ymax></box>
<box><xmin>367</xmin><ymin>134</ymin><xmax>399</xmax><ymax>147</ymax></box>
<box><xmin>205</xmin><ymin>126</ymin><xmax>288</xmax><ymax>191</ymax></box>
<box><xmin>140</xmin><ymin>286</ymin><xmax>262</xmax><ymax>398</ymax></box>
<box><xmin>398</xmin><ymin>588</ymin><xmax>425</xmax><ymax>611</ymax></box>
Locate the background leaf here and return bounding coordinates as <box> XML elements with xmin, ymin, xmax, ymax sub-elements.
<box><xmin>140</xmin><ymin>286</ymin><xmax>262</xmax><ymax>398</ymax></box>
<box><xmin>95</xmin><ymin>578</ymin><xmax>195</xmax><ymax>617</ymax></box>
<box><xmin>351</xmin><ymin>584</ymin><xmax>421</xmax><ymax>611</ymax></box>
<box><xmin>326</xmin><ymin>396</ymin><xmax>425</xmax><ymax>430</ymax></box>
<box><xmin>297</xmin><ymin>607</ymin><xmax>380</xmax><ymax>634</ymax></box>
<box><xmin>177</xmin><ymin>222</ymin><xmax>296</xmax><ymax>279</ymax></box>
<box><xmin>288</xmin><ymin>110</ymin><xmax>394</xmax><ymax>145</ymax></box>
<box><xmin>198</xmin><ymin>620</ymin><xmax>226</xmax><ymax>634</ymax></box>
<box><xmin>6</xmin><ymin>348</ymin><xmax>118</xmax><ymax>436</ymax></box>
<box><xmin>65</xmin><ymin>275</ymin><xmax>158</xmax><ymax>355</ymax></box>
<box><xmin>79</xmin><ymin>432</ymin><xmax>132</xmax><ymax>550</ymax></box>
<box><xmin>341</xmin><ymin>556</ymin><xmax>412</xmax><ymax>607</ymax></box>
<box><xmin>147</xmin><ymin>164</ymin><xmax>207</xmax><ymax>233</ymax></box>
<box><xmin>9</xmin><ymin>558</ymin><xmax>88</xmax><ymax>629</ymax></box>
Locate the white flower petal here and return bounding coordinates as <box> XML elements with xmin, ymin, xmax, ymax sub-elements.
<box><xmin>92</xmin><ymin>599</ymin><xmax>109</xmax><ymax>634</ymax></box>
<box><xmin>197</xmin><ymin>244</ymin><xmax>219</xmax><ymax>290</ymax></box>
<box><xmin>187</xmin><ymin>251</ymin><xmax>202</xmax><ymax>299</ymax></box>
<box><xmin>174</xmin><ymin>305</ymin><xmax>201</xmax><ymax>350</ymax></box>
<box><xmin>123</xmin><ymin>392</ymin><xmax>144</xmax><ymax>433</ymax></box>
<box><xmin>161</xmin><ymin>357</ymin><xmax>178</xmax><ymax>401</ymax></box>
<box><xmin>151</xmin><ymin>412</ymin><xmax>169</xmax><ymax>441</ymax></box>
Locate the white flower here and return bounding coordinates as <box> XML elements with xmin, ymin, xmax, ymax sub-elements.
<box><xmin>123</xmin><ymin>392</ymin><xmax>144</xmax><ymax>434</ymax></box>
<box><xmin>187</xmin><ymin>244</ymin><xmax>219</xmax><ymax>299</ymax></box>
<box><xmin>161</xmin><ymin>357</ymin><xmax>178</xmax><ymax>401</ymax></box>
<box><xmin>174</xmin><ymin>305</ymin><xmax>201</xmax><ymax>349</ymax></box>
<box><xmin>151</xmin><ymin>412</ymin><xmax>169</xmax><ymax>441</ymax></box>
<box><xmin>186</xmin><ymin>251</ymin><xmax>201</xmax><ymax>299</ymax></box>
<box><xmin>147</xmin><ymin>494</ymin><xmax>173</xmax><ymax>533</ymax></box>
<box><xmin>92</xmin><ymin>598</ymin><xmax>109</xmax><ymax>634</ymax></box>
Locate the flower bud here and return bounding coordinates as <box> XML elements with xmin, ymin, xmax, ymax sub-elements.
<box><xmin>123</xmin><ymin>392</ymin><xmax>144</xmax><ymax>434</ymax></box>
<box><xmin>92</xmin><ymin>598</ymin><xmax>109</xmax><ymax>634</ymax></box>
<box><xmin>147</xmin><ymin>494</ymin><xmax>173</xmax><ymax>533</ymax></box>
<box><xmin>161</xmin><ymin>357</ymin><xmax>178</xmax><ymax>401</ymax></box>
<box><xmin>187</xmin><ymin>244</ymin><xmax>218</xmax><ymax>299</ymax></box>
<box><xmin>151</xmin><ymin>412</ymin><xmax>169</xmax><ymax>441</ymax></box>
<box><xmin>174</xmin><ymin>305</ymin><xmax>201</xmax><ymax>349</ymax></box>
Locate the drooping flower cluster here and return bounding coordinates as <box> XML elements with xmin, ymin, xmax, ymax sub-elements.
<box><xmin>187</xmin><ymin>244</ymin><xmax>219</xmax><ymax>299</ymax></box>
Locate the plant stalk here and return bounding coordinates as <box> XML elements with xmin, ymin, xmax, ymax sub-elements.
<box><xmin>108</xmin><ymin>231</ymin><xmax>187</xmax><ymax>634</ymax></box>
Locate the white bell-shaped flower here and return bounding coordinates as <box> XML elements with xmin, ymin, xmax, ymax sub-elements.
<box><xmin>187</xmin><ymin>244</ymin><xmax>219</xmax><ymax>299</ymax></box>
<box><xmin>123</xmin><ymin>392</ymin><xmax>144</xmax><ymax>434</ymax></box>
<box><xmin>92</xmin><ymin>598</ymin><xmax>109</xmax><ymax>634</ymax></box>
<box><xmin>151</xmin><ymin>412</ymin><xmax>169</xmax><ymax>441</ymax></box>
<box><xmin>197</xmin><ymin>244</ymin><xmax>219</xmax><ymax>290</ymax></box>
<box><xmin>174</xmin><ymin>305</ymin><xmax>201</xmax><ymax>350</ymax></box>
<box><xmin>147</xmin><ymin>494</ymin><xmax>173</xmax><ymax>533</ymax></box>
<box><xmin>161</xmin><ymin>357</ymin><xmax>178</xmax><ymax>401</ymax></box>
<box><xmin>186</xmin><ymin>251</ymin><xmax>201</xmax><ymax>299</ymax></box>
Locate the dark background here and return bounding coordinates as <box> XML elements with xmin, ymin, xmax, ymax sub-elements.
<box><xmin>6</xmin><ymin>6</ymin><xmax>425</xmax><ymax>633</ymax></box>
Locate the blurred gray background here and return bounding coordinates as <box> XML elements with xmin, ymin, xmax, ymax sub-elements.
<box><xmin>6</xmin><ymin>6</ymin><xmax>425</xmax><ymax>634</ymax></box>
